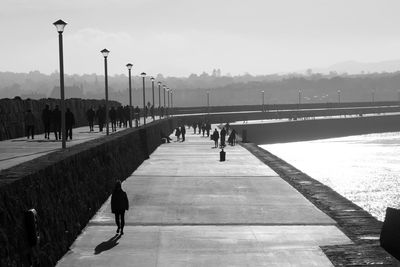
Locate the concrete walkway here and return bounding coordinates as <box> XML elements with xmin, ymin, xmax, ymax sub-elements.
<box><xmin>56</xmin><ymin>129</ymin><xmax>352</xmax><ymax>266</ymax></box>
<box><xmin>0</xmin><ymin>117</ymin><xmax>158</xmax><ymax>171</ymax></box>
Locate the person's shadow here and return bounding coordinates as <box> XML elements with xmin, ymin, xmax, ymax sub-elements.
<box><xmin>94</xmin><ymin>234</ymin><xmax>121</xmax><ymax>255</ymax></box>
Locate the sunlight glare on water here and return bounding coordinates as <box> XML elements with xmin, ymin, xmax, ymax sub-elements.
<box><xmin>260</xmin><ymin>132</ymin><xmax>400</xmax><ymax>221</ymax></box>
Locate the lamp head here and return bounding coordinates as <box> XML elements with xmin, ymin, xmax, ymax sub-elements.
<box><xmin>126</xmin><ymin>63</ymin><xmax>133</xmax><ymax>70</ymax></box>
<box><xmin>53</xmin><ymin>19</ymin><xmax>67</xmax><ymax>33</ymax></box>
<box><xmin>150</xmin><ymin>77</ymin><xmax>155</xmax><ymax>81</ymax></box>
<box><xmin>101</xmin><ymin>49</ymin><xmax>110</xmax><ymax>58</ymax></box>
<box><xmin>141</xmin><ymin>72</ymin><xmax>146</xmax><ymax>77</ymax></box>
<box><xmin>158</xmin><ymin>81</ymin><xmax>161</xmax><ymax>85</ymax></box>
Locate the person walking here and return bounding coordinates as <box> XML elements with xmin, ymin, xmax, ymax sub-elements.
<box><xmin>180</xmin><ymin>125</ymin><xmax>186</xmax><ymax>142</ymax></box>
<box><xmin>86</xmin><ymin>107</ymin><xmax>95</xmax><ymax>132</ymax></box>
<box><xmin>111</xmin><ymin>180</ymin><xmax>129</xmax><ymax>235</ymax></box>
<box><xmin>52</xmin><ymin>105</ymin><xmax>61</xmax><ymax>140</ymax></box>
<box><xmin>175</xmin><ymin>127</ymin><xmax>181</xmax><ymax>142</ymax></box>
<box><xmin>24</xmin><ymin>109</ymin><xmax>36</xmax><ymax>139</ymax></box>
<box><xmin>212</xmin><ymin>128</ymin><xmax>219</xmax><ymax>148</ymax></box>
<box><xmin>220</xmin><ymin>127</ymin><xmax>227</xmax><ymax>147</ymax></box>
<box><xmin>97</xmin><ymin>105</ymin><xmax>105</xmax><ymax>132</ymax></box>
<box><xmin>109</xmin><ymin>107</ymin><xmax>117</xmax><ymax>132</ymax></box>
<box><xmin>65</xmin><ymin>108</ymin><xmax>75</xmax><ymax>140</ymax></box>
<box><xmin>41</xmin><ymin>104</ymin><xmax>51</xmax><ymax>139</ymax></box>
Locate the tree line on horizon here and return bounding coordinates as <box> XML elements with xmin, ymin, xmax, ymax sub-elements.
<box><xmin>1</xmin><ymin>69</ymin><xmax>400</xmax><ymax>107</ymax></box>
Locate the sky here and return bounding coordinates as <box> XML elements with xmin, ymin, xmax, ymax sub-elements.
<box><xmin>1</xmin><ymin>0</ymin><xmax>400</xmax><ymax>77</ymax></box>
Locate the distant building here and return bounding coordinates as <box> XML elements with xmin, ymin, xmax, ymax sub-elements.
<box><xmin>20</xmin><ymin>92</ymin><xmax>47</xmax><ymax>100</ymax></box>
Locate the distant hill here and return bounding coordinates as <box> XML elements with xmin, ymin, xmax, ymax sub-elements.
<box><xmin>314</xmin><ymin>60</ymin><xmax>400</xmax><ymax>74</ymax></box>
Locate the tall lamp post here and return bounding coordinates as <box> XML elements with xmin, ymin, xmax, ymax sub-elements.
<box><xmin>398</xmin><ymin>90</ymin><xmax>400</xmax><ymax>103</ymax></box>
<box><xmin>298</xmin><ymin>89</ymin><xmax>302</xmax><ymax>108</ymax></box>
<box><xmin>372</xmin><ymin>89</ymin><xmax>375</xmax><ymax>103</ymax></box>
<box><xmin>101</xmin><ymin>49</ymin><xmax>110</xmax><ymax>135</ymax></box>
<box><xmin>141</xmin><ymin>72</ymin><xmax>147</xmax><ymax>125</ymax></box>
<box><xmin>167</xmin><ymin>88</ymin><xmax>170</xmax><ymax>117</ymax></box>
<box><xmin>53</xmin><ymin>19</ymin><xmax>67</xmax><ymax>149</ymax></box>
<box><xmin>126</xmin><ymin>63</ymin><xmax>133</xmax><ymax>127</ymax></box>
<box><xmin>150</xmin><ymin>77</ymin><xmax>155</xmax><ymax>108</ymax></box>
<box><xmin>171</xmin><ymin>89</ymin><xmax>174</xmax><ymax>117</ymax></box>
<box><xmin>261</xmin><ymin>90</ymin><xmax>265</xmax><ymax>112</ymax></box>
<box><xmin>337</xmin><ymin>90</ymin><xmax>341</xmax><ymax>104</ymax></box>
<box><xmin>207</xmin><ymin>90</ymin><xmax>210</xmax><ymax>114</ymax></box>
<box><xmin>158</xmin><ymin>81</ymin><xmax>161</xmax><ymax>118</ymax></box>
<box><xmin>163</xmin><ymin>85</ymin><xmax>166</xmax><ymax>118</ymax></box>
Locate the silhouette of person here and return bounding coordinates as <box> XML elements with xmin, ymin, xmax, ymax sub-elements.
<box><xmin>228</xmin><ymin>129</ymin><xmax>236</xmax><ymax>146</ymax></box>
<box><xmin>180</xmin><ymin>125</ymin><xmax>186</xmax><ymax>142</ymax></box>
<box><xmin>24</xmin><ymin>109</ymin><xmax>35</xmax><ymax>139</ymax></box>
<box><xmin>212</xmin><ymin>129</ymin><xmax>219</xmax><ymax>148</ymax></box>
<box><xmin>97</xmin><ymin>105</ymin><xmax>105</xmax><ymax>132</ymax></box>
<box><xmin>134</xmin><ymin>106</ymin><xmax>140</xmax><ymax>127</ymax></box>
<box><xmin>220</xmin><ymin>127</ymin><xmax>227</xmax><ymax>147</ymax></box>
<box><xmin>109</xmin><ymin>107</ymin><xmax>117</xmax><ymax>132</ymax></box>
<box><xmin>65</xmin><ymin>108</ymin><xmax>75</xmax><ymax>140</ymax></box>
<box><xmin>175</xmin><ymin>127</ymin><xmax>181</xmax><ymax>141</ymax></box>
<box><xmin>52</xmin><ymin>105</ymin><xmax>61</xmax><ymax>140</ymax></box>
<box><xmin>150</xmin><ymin>105</ymin><xmax>155</xmax><ymax>120</ymax></box>
<box><xmin>86</xmin><ymin>107</ymin><xmax>95</xmax><ymax>132</ymax></box>
<box><xmin>41</xmin><ymin>104</ymin><xmax>51</xmax><ymax>139</ymax></box>
<box><xmin>111</xmin><ymin>181</ymin><xmax>129</xmax><ymax>235</ymax></box>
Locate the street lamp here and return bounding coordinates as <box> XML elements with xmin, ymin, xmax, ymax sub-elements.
<box><xmin>298</xmin><ymin>90</ymin><xmax>302</xmax><ymax>107</ymax></box>
<box><xmin>171</xmin><ymin>89</ymin><xmax>174</xmax><ymax>117</ymax></box>
<box><xmin>101</xmin><ymin>48</ymin><xmax>110</xmax><ymax>135</ymax></box>
<box><xmin>261</xmin><ymin>90</ymin><xmax>265</xmax><ymax>112</ymax></box>
<box><xmin>53</xmin><ymin>19</ymin><xmax>67</xmax><ymax>149</ymax></box>
<box><xmin>126</xmin><ymin>63</ymin><xmax>133</xmax><ymax>127</ymax></box>
<box><xmin>398</xmin><ymin>90</ymin><xmax>400</xmax><ymax>103</ymax></box>
<box><xmin>167</xmin><ymin>88</ymin><xmax>170</xmax><ymax>117</ymax></box>
<box><xmin>207</xmin><ymin>90</ymin><xmax>210</xmax><ymax>114</ymax></box>
<box><xmin>337</xmin><ymin>90</ymin><xmax>341</xmax><ymax>104</ymax></box>
<box><xmin>150</xmin><ymin>77</ymin><xmax>155</xmax><ymax>110</ymax></box>
<box><xmin>158</xmin><ymin>81</ymin><xmax>161</xmax><ymax>117</ymax></box>
<box><xmin>163</xmin><ymin>85</ymin><xmax>166</xmax><ymax>118</ymax></box>
<box><xmin>141</xmin><ymin>72</ymin><xmax>146</xmax><ymax>125</ymax></box>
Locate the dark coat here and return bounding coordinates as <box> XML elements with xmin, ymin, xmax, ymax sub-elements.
<box><xmin>111</xmin><ymin>189</ymin><xmax>129</xmax><ymax>214</ymax></box>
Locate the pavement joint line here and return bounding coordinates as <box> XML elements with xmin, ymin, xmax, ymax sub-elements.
<box><xmin>87</xmin><ymin>222</ymin><xmax>338</xmax><ymax>226</ymax></box>
<box><xmin>0</xmin><ymin>149</ymin><xmax>59</xmax><ymax>161</ymax></box>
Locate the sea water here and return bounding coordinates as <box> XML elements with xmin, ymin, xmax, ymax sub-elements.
<box><xmin>260</xmin><ymin>132</ymin><xmax>400</xmax><ymax>221</ymax></box>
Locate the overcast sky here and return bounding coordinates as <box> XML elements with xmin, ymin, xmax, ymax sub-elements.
<box><xmin>1</xmin><ymin>0</ymin><xmax>400</xmax><ymax>77</ymax></box>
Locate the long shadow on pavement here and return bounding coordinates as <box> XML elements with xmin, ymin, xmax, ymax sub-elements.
<box><xmin>94</xmin><ymin>234</ymin><xmax>121</xmax><ymax>255</ymax></box>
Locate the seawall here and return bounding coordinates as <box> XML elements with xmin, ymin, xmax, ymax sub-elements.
<box><xmin>0</xmin><ymin>118</ymin><xmax>177</xmax><ymax>267</ymax></box>
<box><xmin>0</xmin><ymin>98</ymin><xmax>121</xmax><ymax>141</ymax></box>
<box><xmin>232</xmin><ymin>114</ymin><xmax>400</xmax><ymax>144</ymax></box>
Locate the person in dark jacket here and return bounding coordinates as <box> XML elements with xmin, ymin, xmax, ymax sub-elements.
<box><xmin>52</xmin><ymin>105</ymin><xmax>61</xmax><ymax>140</ymax></box>
<box><xmin>212</xmin><ymin>129</ymin><xmax>219</xmax><ymax>148</ymax></box>
<box><xmin>65</xmin><ymin>108</ymin><xmax>75</xmax><ymax>140</ymax></box>
<box><xmin>41</xmin><ymin>104</ymin><xmax>51</xmax><ymax>139</ymax></box>
<box><xmin>111</xmin><ymin>181</ymin><xmax>129</xmax><ymax>235</ymax></box>
<box><xmin>180</xmin><ymin>125</ymin><xmax>186</xmax><ymax>142</ymax></box>
<box><xmin>109</xmin><ymin>107</ymin><xmax>117</xmax><ymax>132</ymax></box>
<box><xmin>24</xmin><ymin>109</ymin><xmax>36</xmax><ymax>139</ymax></box>
<box><xmin>86</xmin><ymin>107</ymin><xmax>95</xmax><ymax>132</ymax></box>
<box><xmin>220</xmin><ymin>127</ymin><xmax>227</xmax><ymax>147</ymax></box>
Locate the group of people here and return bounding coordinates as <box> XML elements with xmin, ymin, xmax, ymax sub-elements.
<box><xmin>24</xmin><ymin>104</ymin><xmax>75</xmax><ymax>140</ymax></box>
<box><xmin>174</xmin><ymin>125</ymin><xmax>187</xmax><ymax>142</ymax></box>
<box><xmin>192</xmin><ymin>121</ymin><xmax>212</xmax><ymax>137</ymax></box>
<box><xmin>211</xmin><ymin>125</ymin><xmax>236</xmax><ymax>148</ymax></box>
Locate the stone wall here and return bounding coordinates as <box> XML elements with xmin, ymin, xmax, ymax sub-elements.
<box><xmin>0</xmin><ymin>98</ymin><xmax>121</xmax><ymax>141</ymax></box>
<box><xmin>0</xmin><ymin>118</ymin><xmax>177</xmax><ymax>267</ymax></box>
<box><xmin>232</xmin><ymin>114</ymin><xmax>400</xmax><ymax>144</ymax></box>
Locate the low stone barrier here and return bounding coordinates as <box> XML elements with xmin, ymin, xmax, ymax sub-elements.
<box><xmin>0</xmin><ymin>118</ymin><xmax>176</xmax><ymax>266</ymax></box>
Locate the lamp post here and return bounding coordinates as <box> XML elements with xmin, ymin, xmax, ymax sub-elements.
<box><xmin>150</xmin><ymin>77</ymin><xmax>155</xmax><ymax>108</ymax></box>
<box><xmin>171</xmin><ymin>89</ymin><xmax>174</xmax><ymax>117</ymax></box>
<box><xmin>298</xmin><ymin>90</ymin><xmax>302</xmax><ymax>108</ymax></box>
<box><xmin>53</xmin><ymin>19</ymin><xmax>67</xmax><ymax>149</ymax></box>
<box><xmin>101</xmin><ymin>49</ymin><xmax>110</xmax><ymax>135</ymax></box>
<box><xmin>398</xmin><ymin>90</ymin><xmax>400</xmax><ymax>103</ymax></box>
<box><xmin>207</xmin><ymin>90</ymin><xmax>210</xmax><ymax>114</ymax></box>
<box><xmin>163</xmin><ymin>85</ymin><xmax>166</xmax><ymax>118</ymax></box>
<box><xmin>126</xmin><ymin>63</ymin><xmax>133</xmax><ymax>127</ymax></box>
<box><xmin>141</xmin><ymin>72</ymin><xmax>146</xmax><ymax>125</ymax></box>
<box><xmin>261</xmin><ymin>90</ymin><xmax>265</xmax><ymax>112</ymax></box>
<box><xmin>158</xmin><ymin>81</ymin><xmax>161</xmax><ymax>118</ymax></box>
<box><xmin>167</xmin><ymin>88</ymin><xmax>170</xmax><ymax>117</ymax></box>
<box><xmin>337</xmin><ymin>90</ymin><xmax>341</xmax><ymax>104</ymax></box>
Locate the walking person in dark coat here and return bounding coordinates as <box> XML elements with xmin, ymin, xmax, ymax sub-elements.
<box><xmin>24</xmin><ymin>109</ymin><xmax>36</xmax><ymax>139</ymax></box>
<box><xmin>41</xmin><ymin>104</ymin><xmax>51</xmax><ymax>139</ymax></box>
<box><xmin>52</xmin><ymin>105</ymin><xmax>61</xmax><ymax>140</ymax></box>
<box><xmin>65</xmin><ymin>108</ymin><xmax>75</xmax><ymax>140</ymax></box>
<box><xmin>212</xmin><ymin>129</ymin><xmax>219</xmax><ymax>148</ymax></box>
<box><xmin>175</xmin><ymin>127</ymin><xmax>181</xmax><ymax>142</ymax></box>
<box><xmin>109</xmin><ymin>107</ymin><xmax>117</xmax><ymax>132</ymax></box>
<box><xmin>97</xmin><ymin>105</ymin><xmax>105</xmax><ymax>132</ymax></box>
<box><xmin>180</xmin><ymin>125</ymin><xmax>186</xmax><ymax>142</ymax></box>
<box><xmin>86</xmin><ymin>107</ymin><xmax>95</xmax><ymax>132</ymax></box>
<box><xmin>111</xmin><ymin>181</ymin><xmax>129</xmax><ymax>235</ymax></box>
<box><xmin>220</xmin><ymin>127</ymin><xmax>227</xmax><ymax>147</ymax></box>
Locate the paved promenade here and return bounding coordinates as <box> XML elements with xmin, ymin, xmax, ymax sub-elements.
<box><xmin>0</xmin><ymin>118</ymin><xmax>156</xmax><ymax>171</ymax></box>
<box><xmin>56</xmin><ymin>129</ymin><xmax>352</xmax><ymax>266</ymax></box>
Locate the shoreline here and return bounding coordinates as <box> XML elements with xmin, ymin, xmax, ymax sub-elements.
<box><xmin>241</xmin><ymin>142</ymin><xmax>394</xmax><ymax>266</ymax></box>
